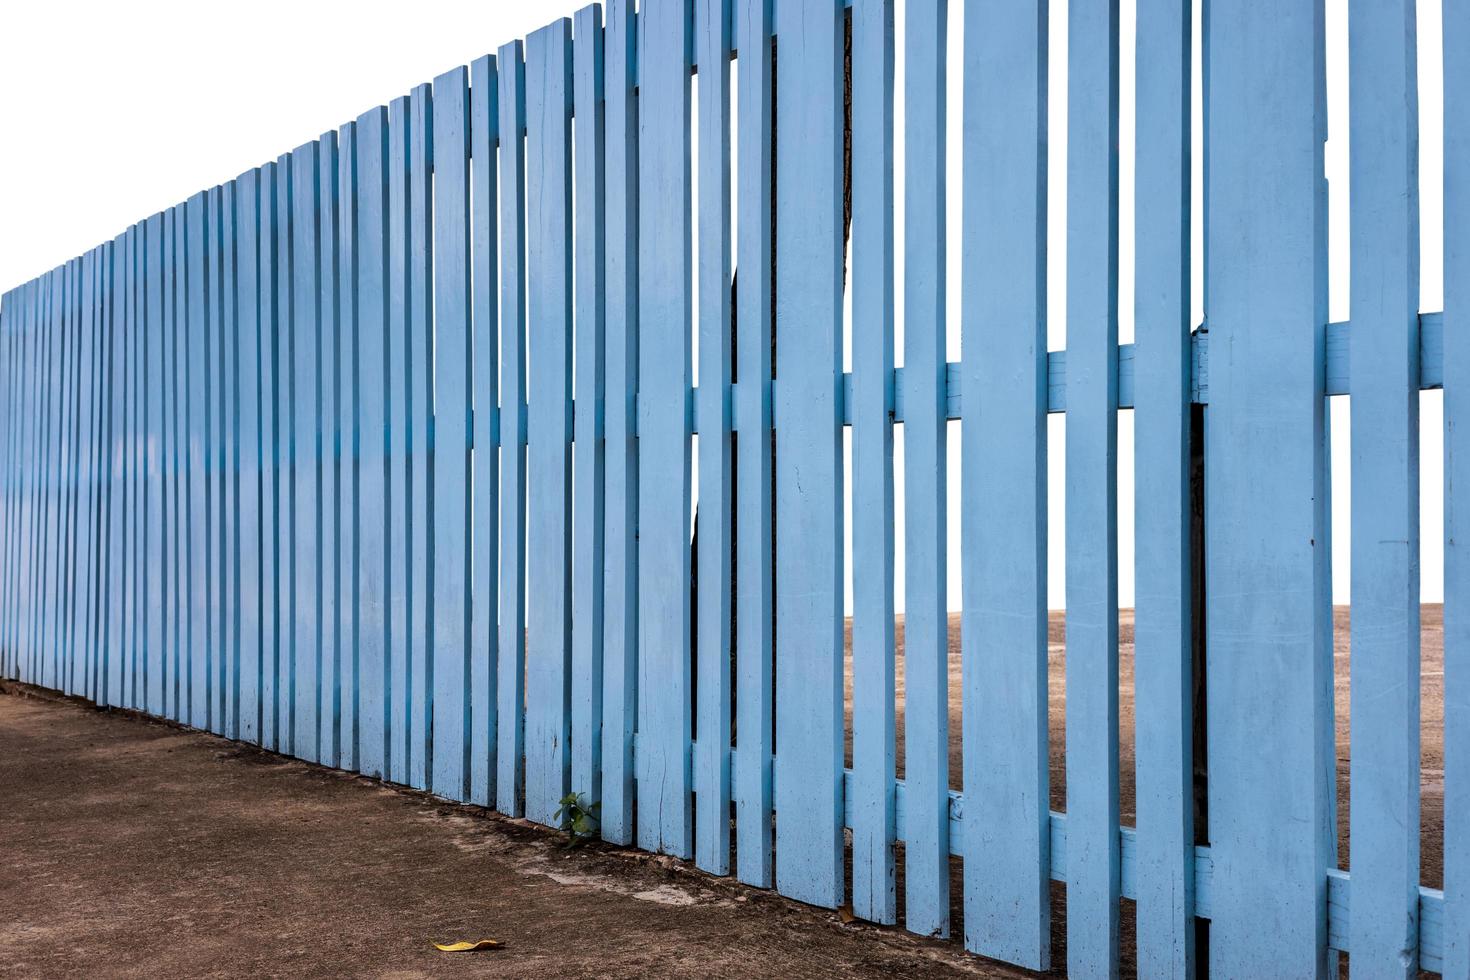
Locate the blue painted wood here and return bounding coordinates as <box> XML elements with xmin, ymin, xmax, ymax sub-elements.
<box><xmin>207</xmin><ymin>186</ymin><xmax>226</xmax><ymax>735</ymax></box>
<box><xmin>237</xmin><ymin>168</ymin><xmax>262</xmax><ymax>745</ymax></box>
<box><xmin>186</xmin><ymin>191</ymin><xmax>210</xmax><ymax>730</ymax></box>
<box><xmin>1064</xmin><ymin>0</ymin><xmax>1121</xmax><ymax>973</ymax></box>
<box><xmin>637</xmin><ymin>0</ymin><xmax>693</xmax><ymax>860</ymax></box>
<box><xmin>335</xmin><ymin>124</ymin><xmax>358</xmax><ymax>772</ymax></box>
<box><xmin>432</xmin><ymin>64</ymin><xmax>472</xmax><ymax>802</ymax></box>
<box><xmin>316</xmin><ymin>137</ymin><xmax>340</xmax><ymax>765</ymax></box>
<box><xmin>407</xmin><ymin>85</ymin><xmax>433</xmax><ymax>792</ymax></box>
<box><xmin>1204</xmin><ymin>0</ymin><xmax>1333</xmax><ymax>973</ymax></box>
<box><xmin>259</xmin><ymin>161</ymin><xmax>283</xmax><ymax>752</ymax></box>
<box><xmin>469</xmin><ymin>53</ymin><xmax>501</xmax><ymax>810</ymax></box>
<box><xmin>122</xmin><ymin>244</ymin><xmax>137</xmax><ymax>705</ymax></box>
<box><xmin>0</xmin><ymin>290</ymin><xmax>15</xmax><ymax>682</ymax></box>
<box><xmin>572</xmin><ymin>0</ymin><xmax>606</xmax><ymax>831</ymax></box>
<box><xmin>600</xmin><ymin>0</ymin><xmax>638</xmax><ymax>847</ymax></box>
<box><xmin>694</xmin><ymin>0</ymin><xmax>732</xmax><ymax>877</ymax></box>
<box><xmin>1132</xmin><ymin>0</ymin><xmax>1194</xmax><ymax>973</ymax></box>
<box><xmin>45</xmin><ymin>264</ymin><xmax>65</xmax><ymax>693</ymax></box>
<box><xmin>525</xmin><ymin>18</ymin><xmax>573</xmax><ymax>829</ymax></box>
<box><xmin>774</xmin><ymin>0</ymin><xmax>844</xmax><ymax>912</ymax></box>
<box><xmin>849</xmin><ymin>0</ymin><xmax>895</xmax><ymax>926</ymax></box>
<box><xmin>56</xmin><ymin>259</ymin><xmax>76</xmax><ymax>696</ymax></box>
<box><xmin>274</xmin><ymin>157</ymin><xmax>296</xmax><ymax>750</ymax></box>
<box><xmin>221</xmin><ymin>181</ymin><xmax>240</xmax><ymax>740</ymax></box>
<box><xmin>105</xmin><ymin>243</ymin><xmax>125</xmax><ymax>707</ymax></box>
<box><xmin>496</xmin><ymin>41</ymin><xmax>528</xmax><ymax>818</ymax></box>
<box><xmin>1348</xmin><ymin>0</ymin><xmax>1421</xmax><ymax>972</ymax></box>
<box><xmin>901</xmin><ymin>0</ymin><xmax>949</xmax><ymax>938</ymax></box>
<box><xmin>24</xmin><ymin>272</ymin><xmax>42</xmax><ymax>688</ymax></box>
<box><xmin>290</xmin><ymin>145</ymin><xmax>321</xmax><ymax>763</ymax></box>
<box><xmin>961</xmin><ymin>0</ymin><xmax>1049</xmax><ymax>964</ymax></box>
<box><xmin>355</xmin><ymin>106</ymin><xmax>390</xmax><ymax>781</ymax></box>
<box><xmin>386</xmin><ymin>98</ymin><xmax>411</xmax><ymax>785</ymax></box>
<box><xmin>144</xmin><ymin>213</ymin><xmax>165</xmax><ymax>717</ymax></box>
<box><xmin>1443</xmin><ymin>0</ymin><xmax>1470</xmax><ymax>973</ymax></box>
<box><xmin>160</xmin><ymin>208</ymin><xmax>179</xmax><ymax>721</ymax></box>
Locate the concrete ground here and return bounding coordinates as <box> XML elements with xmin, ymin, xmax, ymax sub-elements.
<box><xmin>0</xmin><ymin>683</ymin><xmax>1017</xmax><ymax>980</ymax></box>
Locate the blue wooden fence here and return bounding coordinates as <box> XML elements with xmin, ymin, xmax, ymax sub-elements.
<box><xmin>0</xmin><ymin>0</ymin><xmax>1462</xmax><ymax>975</ymax></box>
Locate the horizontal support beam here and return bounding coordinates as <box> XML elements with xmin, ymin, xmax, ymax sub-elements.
<box><xmin>638</xmin><ymin>737</ymin><xmax>1446</xmax><ymax>966</ymax></box>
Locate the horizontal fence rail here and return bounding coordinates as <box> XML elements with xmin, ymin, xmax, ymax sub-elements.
<box><xmin>0</xmin><ymin>0</ymin><xmax>1462</xmax><ymax>976</ymax></box>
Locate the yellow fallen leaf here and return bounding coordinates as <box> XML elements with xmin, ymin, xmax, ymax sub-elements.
<box><xmin>433</xmin><ymin>939</ymin><xmax>504</xmax><ymax>952</ymax></box>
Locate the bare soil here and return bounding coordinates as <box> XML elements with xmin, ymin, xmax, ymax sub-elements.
<box><xmin>1</xmin><ymin>605</ymin><xmax>1443</xmax><ymax>977</ymax></box>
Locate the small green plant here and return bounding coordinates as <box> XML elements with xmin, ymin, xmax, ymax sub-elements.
<box><xmin>553</xmin><ymin>792</ymin><xmax>601</xmax><ymax>849</ymax></box>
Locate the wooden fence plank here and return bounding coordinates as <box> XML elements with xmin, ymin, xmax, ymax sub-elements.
<box><xmin>1204</xmin><ymin>1</ymin><xmax>1333</xmax><ymax>973</ymax></box>
<box><xmin>694</xmin><ymin>0</ymin><xmax>733</xmax><ymax>877</ymax></box>
<box><xmin>237</xmin><ymin>168</ymin><xmax>263</xmax><ymax>745</ymax></box>
<box><xmin>637</xmin><ymin>0</ymin><xmax>693</xmax><ymax>860</ymax></box>
<box><xmin>317</xmin><ymin>136</ymin><xmax>340</xmax><ymax>764</ymax></box>
<box><xmin>850</xmin><ymin>0</ymin><xmax>896</xmax><ymax>926</ymax></box>
<box><xmin>469</xmin><ymin>53</ymin><xmax>501</xmax><ymax>809</ymax></box>
<box><xmin>1348</xmin><ymin>0</ymin><xmax>1421</xmax><ymax>972</ymax></box>
<box><xmin>335</xmin><ymin>124</ymin><xmax>358</xmax><ymax>772</ymax></box>
<box><xmin>57</xmin><ymin>259</ymin><xmax>77</xmax><ymax>697</ymax></box>
<box><xmin>144</xmin><ymin>213</ymin><xmax>165</xmax><ymax>716</ymax></box>
<box><xmin>525</xmin><ymin>19</ymin><xmax>574</xmax><ymax>828</ymax></box>
<box><xmin>774</xmin><ymin>0</ymin><xmax>844</xmax><ymax>911</ymax></box>
<box><xmin>161</xmin><ymin>207</ymin><xmax>180</xmax><ymax>720</ymax></box>
<box><xmin>600</xmin><ymin>0</ymin><xmax>638</xmax><ymax>847</ymax></box>
<box><xmin>387</xmin><ymin>97</ymin><xmax>411</xmax><ymax>785</ymax></box>
<box><xmin>275</xmin><ymin>158</ymin><xmax>296</xmax><ymax>750</ymax></box>
<box><xmin>291</xmin><ymin>145</ymin><xmax>322</xmax><ymax>762</ymax></box>
<box><xmin>187</xmin><ymin>191</ymin><xmax>210</xmax><ymax>730</ymax></box>
<box><xmin>572</xmin><ymin>0</ymin><xmax>606</xmax><ymax>832</ymax></box>
<box><xmin>496</xmin><ymin>41</ymin><xmax>529</xmax><ymax>818</ymax></box>
<box><xmin>0</xmin><ymin>291</ymin><xmax>14</xmax><ymax>681</ymax></box>
<box><xmin>259</xmin><ymin>161</ymin><xmax>283</xmax><ymax>752</ymax></box>
<box><xmin>432</xmin><ymin>64</ymin><xmax>472</xmax><ymax>801</ymax></box>
<box><xmin>106</xmin><ymin>244</ymin><xmax>125</xmax><ymax>707</ymax></box>
<box><xmin>902</xmin><ymin>0</ymin><xmax>949</xmax><ymax>937</ymax></box>
<box><xmin>1132</xmin><ymin>0</ymin><xmax>1194</xmax><ymax>973</ymax></box>
<box><xmin>961</xmin><ymin>0</ymin><xmax>1049</xmax><ymax>964</ymax></box>
<box><xmin>356</xmin><ymin>106</ymin><xmax>391</xmax><ymax>781</ymax></box>
<box><xmin>1442</xmin><ymin>0</ymin><xmax>1470</xmax><ymax>973</ymax></box>
<box><xmin>221</xmin><ymin>180</ymin><xmax>239</xmax><ymax>740</ymax></box>
<box><xmin>407</xmin><ymin>84</ymin><xmax>433</xmax><ymax>792</ymax></box>
<box><xmin>207</xmin><ymin>185</ymin><xmax>226</xmax><ymax>735</ymax></box>
<box><xmin>1064</xmin><ymin>0</ymin><xmax>1121</xmax><ymax>972</ymax></box>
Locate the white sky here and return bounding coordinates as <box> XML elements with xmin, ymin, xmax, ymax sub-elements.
<box><xmin>0</xmin><ymin>0</ymin><xmax>1447</xmax><ymax>610</ymax></box>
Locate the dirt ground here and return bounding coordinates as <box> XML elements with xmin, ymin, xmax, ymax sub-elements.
<box><xmin>1</xmin><ymin>605</ymin><xmax>1444</xmax><ymax>978</ymax></box>
<box><xmin>0</xmin><ymin>683</ymin><xmax>1020</xmax><ymax>980</ymax></box>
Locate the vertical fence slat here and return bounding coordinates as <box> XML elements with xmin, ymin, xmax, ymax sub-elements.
<box><xmin>238</xmin><ymin>169</ymin><xmax>262</xmax><ymax>745</ymax></box>
<box><xmin>902</xmin><ymin>0</ymin><xmax>949</xmax><ymax>938</ymax></box>
<box><xmin>336</xmin><ymin>124</ymin><xmax>358</xmax><ymax>772</ymax></box>
<box><xmin>356</xmin><ymin>107</ymin><xmax>391</xmax><ymax>781</ymax></box>
<box><xmin>59</xmin><ymin>259</ymin><xmax>78</xmax><ymax>696</ymax></box>
<box><xmin>187</xmin><ymin>191</ymin><xmax>210</xmax><ymax>730</ymax></box>
<box><xmin>432</xmin><ymin>64</ymin><xmax>472</xmax><ymax>801</ymax></box>
<box><xmin>1443</xmin><ymin>0</ymin><xmax>1470</xmax><ymax>973</ymax></box>
<box><xmin>1063</xmin><ymin>0</ymin><xmax>1121</xmax><ymax>971</ymax></box>
<box><xmin>961</xmin><ymin>0</ymin><xmax>1049</xmax><ymax>965</ymax></box>
<box><xmin>106</xmin><ymin>244</ymin><xmax>124</xmax><ymax>706</ymax></box>
<box><xmin>601</xmin><ymin>0</ymin><xmax>638</xmax><ymax>847</ymax></box>
<box><xmin>222</xmin><ymin>180</ymin><xmax>239</xmax><ymax>740</ymax></box>
<box><xmin>1348</xmin><ymin>0</ymin><xmax>1422</xmax><ymax>972</ymax></box>
<box><xmin>0</xmin><ymin>292</ymin><xmax>14</xmax><ymax>681</ymax></box>
<box><xmin>208</xmin><ymin>186</ymin><xmax>228</xmax><ymax>735</ymax></box>
<box><xmin>174</xmin><ymin>205</ymin><xmax>191</xmax><ymax>723</ymax></box>
<box><xmin>387</xmin><ymin>97</ymin><xmax>412</xmax><ymax>785</ymax></box>
<box><xmin>572</xmin><ymin>0</ymin><xmax>606</xmax><ymax>833</ymax></box>
<box><xmin>1132</xmin><ymin>0</ymin><xmax>1194</xmax><ymax>972</ymax></box>
<box><xmin>733</xmin><ymin>0</ymin><xmax>774</xmax><ymax>889</ymax></box>
<box><xmin>773</xmin><ymin>0</ymin><xmax>844</xmax><ymax>911</ymax></box>
<box><xmin>526</xmin><ymin>19</ymin><xmax>574</xmax><ymax>828</ymax></box>
<box><xmin>162</xmin><ymin>208</ymin><xmax>180</xmax><ymax>720</ymax></box>
<box><xmin>97</xmin><ymin>251</ymin><xmax>116</xmax><ymax>703</ymax></box>
<box><xmin>1204</xmin><ymin>0</ymin><xmax>1332</xmax><ymax>973</ymax></box>
<box><xmin>470</xmin><ymin>53</ymin><xmax>501</xmax><ymax>810</ymax></box>
<box><xmin>50</xmin><ymin>264</ymin><xmax>67</xmax><ymax>693</ymax></box>
<box><xmin>496</xmin><ymin>43</ymin><xmax>528</xmax><ymax>817</ymax></box>
<box><xmin>317</xmin><ymin>138</ymin><xmax>341</xmax><ymax>764</ymax></box>
<box><xmin>290</xmin><ymin>145</ymin><xmax>321</xmax><ymax>762</ymax></box>
<box><xmin>126</xmin><ymin>241</ymin><xmax>140</xmax><ymax>706</ymax></box>
<box><xmin>276</xmin><ymin>156</ymin><xmax>297</xmax><ymax>750</ymax></box>
<box><xmin>694</xmin><ymin>0</ymin><xmax>732</xmax><ymax>877</ymax></box>
<box><xmin>84</xmin><ymin>252</ymin><xmax>103</xmax><ymax>701</ymax></box>
<box><xmin>408</xmin><ymin>84</ymin><xmax>434</xmax><ymax>792</ymax></box>
<box><xmin>850</xmin><ymin>0</ymin><xmax>896</xmax><ymax>926</ymax></box>
<box><xmin>145</xmin><ymin>214</ymin><xmax>165</xmax><ymax>716</ymax></box>
<box><xmin>260</xmin><ymin>162</ymin><xmax>283</xmax><ymax>752</ymax></box>
<box><xmin>637</xmin><ymin>0</ymin><xmax>693</xmax><ymax>859</ymax></box>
